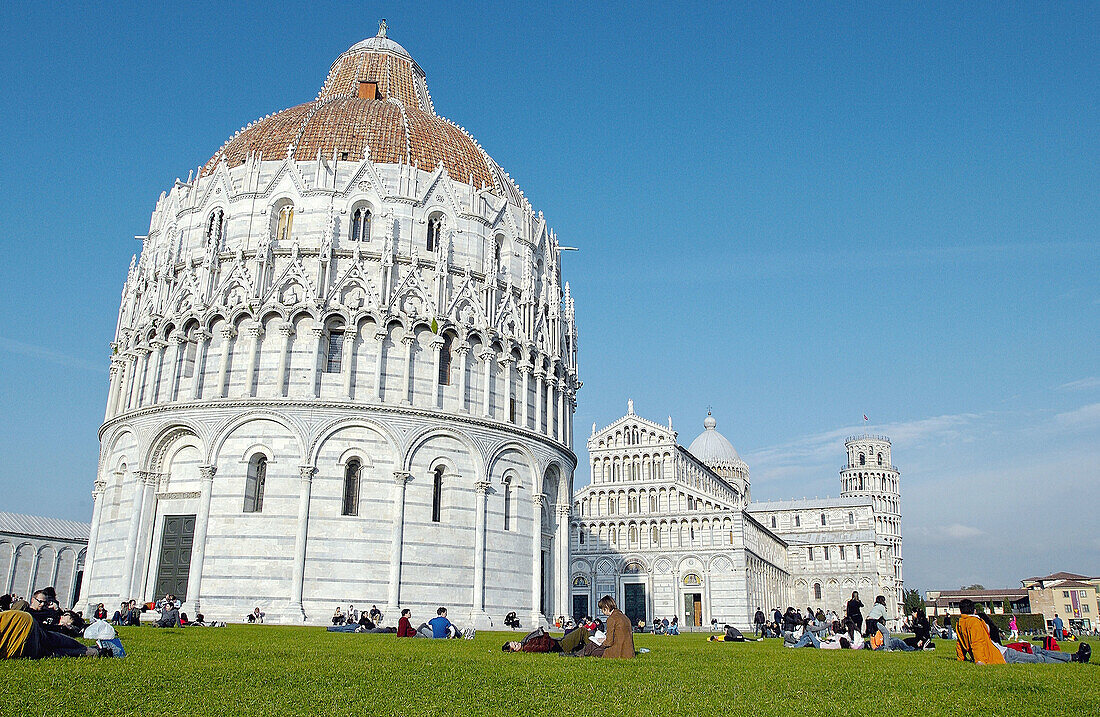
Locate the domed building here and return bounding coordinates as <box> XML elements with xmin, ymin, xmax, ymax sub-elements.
<box><xmin>686</xmin><ymin>412</ymin><xmax>749</xmax><ymax>502</ymax></box>
<box><xmin>80</xmin><ymin>22</ymin><xmax>579</xmax><ymax>627</ymax></box>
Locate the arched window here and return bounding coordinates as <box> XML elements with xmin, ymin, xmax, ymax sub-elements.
<box><xmin>351</xmin><ymin>206</ymin><xmax>372</xmax><ymax>242</ymax></box>
<box><xmin>824</xmin><ymin>546</ymin><xmax>830</xmax><ymax>560</ymax></box>
<box><xmin>426</xmin><ymin>212</ymin><xmax>443</xmax><ymax>252</ymax></box>
<box><xmin>771</xmin><ymin>516</ymin><xmax>777</xmax><ymax>529</ymax></box>
<box><xmin>649</xmin><ymin>494</ymin><xmax>658</xmax><ymax>512</ymax></box>
<box><xmin>509</xmin><ymin>394</ymin><xmax>517</xmax><ymax>423</ymax></box>
<box><xmin>794</xmin><ymin>515</ymin><xmax>801</xmax><ymax>527</ymax></box>
<box><xmin>275</xmin><ymin>204</ymin><xmax>294</xmax><ymax>243</ymax></box>
<box><xmin>608</xmin><ymin>497</ymin><xmax>616</xmax><ymax>515</ymax></box>
<box><xmin>494</xmin><ymin>234</ymin><xmax>503</xmax><ymax>267</ymax></box>
<box><xmin>848</xmin><ymin>511</ymin><xmax>854</xmax><ymax>524</ymax></box>
<box><xmin>578</xmin><ymin>528</ymin><xmax>585</xmax><ymax>545</ymax></box>
<box><xmin>431</xmin><ymin>466</ymin><xmax>444</xmax><ymax>522</ymax></box>
<box><xmin>840</xmin><ymin>545</ymin><xmax>846</xmax><ymax>560</ymax></box>
<box><xmin>807</xmin><ymin>547</ymin><xmax>813</xmax><ymax>561</ymax></box>
<box><xmin>243</xmin><ymin>455</ymin><xmax>267</xmax><ymax>513</ymax></box>
<box><xmin>651</xmin><ymin>525</ymin><xmax>659</xmax><ymax>546</ymax></box>
<box><xmin>326</xmin><ymin>329</ymin><xmax>345</xmax><ymax>373</ymax></box>
<box><xmin>855</xmin><ymin>545</ymin><xmax>861</xmax><ymax>559</ymax></box>
<box><xmin>859</xmin><ymin>453</ymin><xmax>866</xmax><ymax>466</ymax></box>
<box><xmin>503</xmin><ymin>481</ymin><xmax>512</xmax><ymax>531</ymax></box>
<box><xmin>814</xmin><ymin>583</ymin><xmax>822</xmax><ymax>600</ymax></box>
<box><xmin>438</xmin><ymin>333</ymin><xmax>453</xmax><ymax>385</ymax></box>
<box><xmin>610</xmin><ymin>527</ymin><xmax>617</xmax><ymax>545</ymax></box>
<box><xmin>820</xmin><ymin>512</ymin><xmax>826</xmax><ymax>526</ymax></box>
<box><xmin>629</xmin><ymin>525</ymin><xmax>638</xmax><ymax>544</ymax></box>
<box><xmin>207</xmin><ymin>209</ymin><xmax>226</xmax><ymax>250</ymax></box>
<box><xmin>877</xmin><ymin>452</ymin><xmax>883</xmax><ymax>466</ymax></box>
<box><xmin>342</xmin><ymin>459</ymin><xmax>361</xmax><ymax>516</ymax></box>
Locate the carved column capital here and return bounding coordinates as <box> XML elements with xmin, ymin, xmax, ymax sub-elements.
<box><xmin>474</xmin><ymin>479</ymin><xmax>491</xmax><ymax>495</ymax></box>
<box><xmin>393</xmin><ymin>470</ymin><xmax>413</xmax><ymax>485</ymax></box>
<box><xmin>298</xmin><ymin>465</ymin><xmax>316</xmax><ymax>482</ymax></box>
<box><xmin>169</xmin><ymin>333</ymin><xmax>188</xmax><ymax>345</ymax></box>
<box><xmin>137</xmin><ymin>470</ymin><xmax>158</xmax><ymax>486</ymax></box>
<box><xmin>277</xmin><ymin>323</ymin><xmax>295</xmax><ymax>337</ymax></box>
<box><xmin>150</xmin><ymin>339</ymin><xmax>168</xmax><ymax>350</ymax></box>
<box><xmin>454</xmin><ymin>342</ymin><xmax>471</xmax><ymax>356</ymax></box>
<box><xmin>557</xmin><ymin>503</ymin><xmax>572</xmax><ymax>518</ymax></box>
<box><xmin>244</xmin><ymin>325</ymin><xmax>264</xmax><ymax>339</ymax></box>
<box><xmin>532</xmin><ymin>492</ymin><xmax>546</xmax><ymax>507</ymax></box>
<box><xmin>477</xmin><ymin>348</ymin><xmax>496</xmax><ymax>363</ymax></box>
<box><xmin>93</xmin><ymin>478</ymin><xmax>108</xmax><ymax>494</ymax></box>
<box><xmin>400</xmin><ymin>334</ymin><xmax>416</xmax><ymax>347</ymax></box>
<box><xmin>199</xmin><ymin>465</ymin><xmax>217</xmax><ymax>482</ymax></box>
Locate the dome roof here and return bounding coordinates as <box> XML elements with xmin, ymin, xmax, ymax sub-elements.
<box><xmin>203</xmin><ymin>24</ymin><xmax>523</xmax><ymax>204</ymax></box>
<box><xmin>687</xmin><ymin>412</ymin><xmax>745</xmax><ymax>468</ymax></box>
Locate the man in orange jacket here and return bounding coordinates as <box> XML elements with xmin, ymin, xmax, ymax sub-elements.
<box><xmin>955</xmin><ymin>599</ymin><xmax>1090</xmax><ymax>664</ymax></box>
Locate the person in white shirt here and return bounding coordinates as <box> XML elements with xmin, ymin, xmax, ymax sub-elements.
<box><xmin>864</xmin><ymin>595</ymin><xmax>889</xmax><ymax>637</ymax></box>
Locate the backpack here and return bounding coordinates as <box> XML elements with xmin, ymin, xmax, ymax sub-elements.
<box><xmin>1042</xmin><ymin>635</ymin><xmax>1060</xmax><ymax>651</ymax></box>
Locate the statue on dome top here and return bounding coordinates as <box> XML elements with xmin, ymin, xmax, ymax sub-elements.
<box><xmin>378</xmin><ymin>19</ymin><xmax>387</xmax><ymax>38</ymax></box>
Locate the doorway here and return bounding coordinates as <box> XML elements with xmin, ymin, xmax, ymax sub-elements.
<box><xmin>684</xmin><ymin>593</ymin><xmax>702</xmax><ymax>627</ymax></box>
<box><xmin>623</xmin><ymin>583</ymin><xmax>646</xmax><ymax>626</ymax></box>
<box><xmin>572</xmin><ymin>594</ymin><xmax>589</xmax><ymax>621</ymax></box>
<box><xmin>154</xmin><ymin>514</ymin><xmax>195</xmax><ymax>600</ymax></box>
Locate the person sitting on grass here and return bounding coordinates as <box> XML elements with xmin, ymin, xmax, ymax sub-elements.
<box><xmin>369</xmin><ymin>605</ymin><xmax>383</xmax><ymax>625</ymax></box>
<box><xmin>110</xmin><ymin>602</ymin><xmax>127</xmax><ymax>626</ymax></box>
<box><xmin>27</xmin><ymin>588</ymin><xmax>62</xmax><ymax>628</ymax></box>
<box><xmin>820</xmin><ymin>619</ymin><xmax>864</xmax><ymax>650</ymax></box>
<box><xmin>905</xmin><ymin>608</ymin><xmax>934</xmax><ymax>650</ymax></box>
<box><xmin>153</xmin><ymin>599</ymin><xmax>180</xmax><ymax>628</ymax></box>
<box><xmin>585</xmin><ymin>595</ymin><xmax>635</xmax><ymax>658</ymax></box>
<box><xmin>93</xmin><ymin>603</ymin><xmax>108</xmax><ymax>621</ymax></box>
<box><xmin>956</xmin><ymin>599</ymin><xmax>1090</xmax><ymax>664</ymax></box>
<box><xmin>397</xmin><ymin>609</ymin><xmax>419</xmax><ymax>637</ymax></box>
<box><xmin>246</xmin><ymin>607</ymin><xmax>265</xmax><ymax>624</ymax></box>
<box><xmin>332</xmin><ymin>606</ymin><xmax>345</xmax><ymax>626</ymax></box>
<box><xmin>1</xmin><ymin>609</ymin><xmax>124</xmax><ymax>659</ymax></box>
<box><xmin>666</xmin><ymin>616</ymin><xmax>679</xmax><ymax>636</ymax></box>
<box><xmin>864</xmin><ymin>595</ymin><xmax>888</xmax><ymax>638</ymax></box>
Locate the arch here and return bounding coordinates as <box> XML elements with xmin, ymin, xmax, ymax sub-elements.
<box><xmin>144</xmin><ymin>423</ymin><xmax>206</xmax><ymax>473</ymax></box>
<box><xmin>349</xmin><ymin>201</ymin><xmax>373</xmax><ymax>243</ymax></box>
<box><xmin>402</xmin><ymin>425</ymin><xmax>484</xmax><ymax>477</ymax></box>
<box><xmin>208</xmin><ymin>410</ymin><xmax>308</xmax><ymax>466</ymax></box>
<box><xmin>306</xmin><ymin>416</ymin><xmax>400</xmax><ymax>467</ymax></box>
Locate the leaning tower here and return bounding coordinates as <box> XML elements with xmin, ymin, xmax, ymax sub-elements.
<box><xmin>840</xmin><ymin>435</ymin><xmax>902</xmax><ymax>611</ymax></box>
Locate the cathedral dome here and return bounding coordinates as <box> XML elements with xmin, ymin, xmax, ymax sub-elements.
<box><xmin>688</xmin><ymin>412</ymin><xmax>745</xmax><ymax>468</ymax></box>
<box><xmin>203</xmin><ymin>23</ymin><xmax>524</xmax><ymax>205</ymax></box>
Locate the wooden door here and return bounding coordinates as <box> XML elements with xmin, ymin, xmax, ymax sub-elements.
<box><xmin>154</xmin><ymin>515</ymin><xmax>195</xmax><ymax>601</ymax></box>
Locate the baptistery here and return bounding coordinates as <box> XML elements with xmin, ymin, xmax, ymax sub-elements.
<box><xmin>81</xmin><ymin>23</ymin><xmax>579</xmax><ymax>626</ymax></box>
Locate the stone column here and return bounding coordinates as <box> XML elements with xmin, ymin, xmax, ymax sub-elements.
<box><xmin>272</xmin><ymin>322</ymin><xmax>294</xmax><ymax>397</ymax></box>
<box><xmin>131</xmin><ymin>472</ymin><xmax>160</xmax><ymax>598</ymax></box>
<box><xmin>78</xmin><ymin>478</ymin><xmax>108</xmax><ymax>610</ymax></box>
<box><xmin>242</xmin><ymin>325</ymin><xmax>263</xmax><ymax>398</ymax></box>
<box><xmin>26</xmin><ymin>550</ymin><xmax>41</xmax><ymax>596</ymax></box>
<box><xmin>455</xmin><ymin>343</ymin><xmax>470</xmax><ymax>412</ymax></box>
<box><xmin>373</xmin><ymin>329</ymin><xmax>388</xmax><ymax>400</ymax></box>
<box><xmin>341</xmin><ymin>327</ymin><xmax>358</xmax><ymax>398</ymax></box>
<box><xmin>534</xmin><ymin>370</ymin><xmax>545</xmax><ymax>434</ymax></box>
<box><xmin>166</xmin><ymin>334</ymin><xmax>184</xmax><ymax>402</ymax></box>
<box><xmin>146</xmin><ymin>339</ymin><xmax>167</xmax><ymax>405</ymax></box>
<box><xmin>556</xmin><ymin>379</ymin><xmax>567</xmax><ymax>444</ymax></box>
<box><xmin>518</xmin><ymin>362</ymin><xmax>531</xmax><ymax>428</ymax></box>
<box><xmin>129</xmin><ymin>350</ymin><xmax>148</xmax><ymax>410</ymax></box>
<box><xmin>478</xmin><ymin>349</ymin><xmax>494</xmax><ymax>417</ymax></box>
<box><xmin>216</xmin><ymin>327</ymin><xmax>236</xmax><ymax>398</ymax></box>
<box><xmin>190</xmin><ymin>330</ymin><xmax>211</xmax><ymax>400</ymax></box>
<box><xmin>105</xmin><ymin>360</ymin><xmax>123</xmax><ymax>419</ymax></box>
<box><xmin>556</xmin><ymin>503</ymin><xmax>571</xmax><ymax>619</ymax></box>
<box><xmin>186</xmin><ymin>465</ymin><xmax>216</xmax><ymax>612</ymax></box>
<box><xmin>530</xmin><ymin>493</ymin><xmax>545</xmax><ymax>626</ymax></box>
<box><xmin>289</xmin><ymin>465</ymin><xmax>315</xmax><ymax>621</ymax></box>
<box><xmin>387</xmin><ymin>471</ymin><xmax>412</xmax><ymax>614</ymax></box>
<box><xmin>120</xmin><ymin>471</ymin><xmax>155</xmax><ymax>600</ymax></box>
<box><xmin>400</xmin><ymin>334</ymin><xmax>415</xmax><ymax>405</ymax></box>
<box><xmin>545</xmin><ymin>372</ymin><xmax>556</xmax><ymax>440</ymax></box>
<box><xmin>430</xmin><ymin>336</ymin><xmax>444</xmax><ymax>409</ymax></box>
<box><xmin>471</xmin><ymin>479</ymin><xmax>492</xmax><ymax>627</ymax></box>
<box><xmin>308</xmin><ymin>326</ymin><xmax>325</xmax><ymax>398</ymax></box>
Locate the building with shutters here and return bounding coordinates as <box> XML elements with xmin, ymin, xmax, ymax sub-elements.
<box><xmin>80</xmin><ymin>22</ymin><xmax>579</xmax><ymax>627</ymax></box>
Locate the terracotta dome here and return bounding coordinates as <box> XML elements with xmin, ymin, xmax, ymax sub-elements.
<box><xmin>203</xmin><ymin>24</ymin><xmax>522</xmax><ymax>204</ymax></box>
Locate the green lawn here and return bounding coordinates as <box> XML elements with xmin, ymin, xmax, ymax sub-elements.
<box><xmin>3</xmin><ymin>627</ymin><xmax>1097</xmax><ymax>716</ymax></box>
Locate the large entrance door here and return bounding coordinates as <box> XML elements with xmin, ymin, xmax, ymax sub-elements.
<box><xmin>154</xmin><ymin>515</ymin><xmax>195</xmax><ymax>600</ymax></box>
<box><xmin>684</xmin><ymin>593</ymin><xmax>702</xmax><ymax>627</ymax></box>
<box><xmin>623</xmin><ymin>583</ymin><xmax>646</xmax><ymax>626</ymax></box>
<box><xmin>572</xmin><ymin>594</ymin><xmax>589</xmax><ymax>621</ymax></box>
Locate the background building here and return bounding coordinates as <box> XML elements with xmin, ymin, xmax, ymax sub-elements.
<box><xmin>925</xmin><ymin>588</ymin><xmax>1031</xmax><ymax>618</ymax></box>
<box><xmin>571</xmin><ymin>405</ymin><xmax>902</xmax><ymax>628</ymax></box>
<box><xmin>80</xmin><ymin>24</ymin><xmax>579</xmax><ymax>627</ymax></box>
<box><xmin>1</xmin><ymin>512</ymin><xmax>89</xmax><ymax>606</ymax></box>
<box><xmin>1022</xmin><ymin>571</ymin><xmax>1099</xmax><ymax>631</ymax></box>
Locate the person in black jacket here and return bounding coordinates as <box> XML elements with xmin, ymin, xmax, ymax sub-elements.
<box><xmin>753</xmin><ymin>608</ymin><xmax>766</xmax><ymax>637</ymax></box>
<box><xmin>846</xmin><ymin>591</ymin><xmax>864</xmax><ymax>634</ymax></box>
<box><xmin>904</xmin><ymin>608</ymin><xmax>933</xmax><ymax>649</ymax></box>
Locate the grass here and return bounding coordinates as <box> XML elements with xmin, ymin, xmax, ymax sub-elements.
<box><xmin>2</xmin><ymin>627</ymin><xmax>1098</xmax><ymax>716</ymax></box>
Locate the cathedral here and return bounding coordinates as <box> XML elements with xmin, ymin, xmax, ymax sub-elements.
<box><xmin>571</xmin><ymin>404</ymin><xmax>902</xmax><ymax>629</ymax></box>
<box><xmin>80</xmin><ymin>24</ymin><xmax>579</xmax><ymax>627</ymax></box>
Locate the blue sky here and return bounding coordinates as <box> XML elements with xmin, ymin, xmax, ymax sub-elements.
<box><xmin>0</xmin><ymin>1</ymin><xmax>1097</xmax><ymax>592</ymax></box>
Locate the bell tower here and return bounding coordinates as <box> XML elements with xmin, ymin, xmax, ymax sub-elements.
<box><xmin>840</xmin><ymin>435</ymin><xmax>902</xmax><ymax>611</ymax></box>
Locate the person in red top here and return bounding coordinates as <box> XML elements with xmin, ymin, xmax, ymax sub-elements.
<box><xmin>397</xmin><ymin>609</ymin><xmax>417</xmax><ymax>637</ymax></box>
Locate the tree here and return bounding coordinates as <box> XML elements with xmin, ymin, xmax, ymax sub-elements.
<box><xmin>902</xmin><ymin>589</ymin><xmax>925</xmax><ymax>614</ymax></box>
<box><xmin>961</xmin><ymin>584</ymin><xmax>985</xmax><ymax>590</ymax></box>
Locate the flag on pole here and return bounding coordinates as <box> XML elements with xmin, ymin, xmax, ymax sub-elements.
<box><xmin>863</xmin><ymin>414</ymin><xmax>869</xmax><ymax>422</ymax></box>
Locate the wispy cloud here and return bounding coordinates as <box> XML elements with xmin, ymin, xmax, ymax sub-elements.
<box><xmin>1054</xmin><ymin>402</ymin><xmax>1100</xmax><ymax>429</ymax></box>
<box><xmin>0</xmin><ymin>336</ymin><xmax>107</xmax><ymax>375</ymax></box>
<box><xmin>910</xmin><ymin>523</ymin><xmax>985</xmax><ymax>543</ymax></box>
<box><xmin>1057</xmin><ymin>377</ymin><xmax>1100</xmax><ymax>392</ymax></box>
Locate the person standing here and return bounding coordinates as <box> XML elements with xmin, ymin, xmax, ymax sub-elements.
<box><xmin>1009</xmin><ymin>615</ymin><xmax>1018</xmax><ymax>640</ymax></box>
<box><xmin>753</xmin><ymin>608</ymin><xmax>766</xmax><ymax>637</ymax></box>
<box><xmin>1052</xmin><ymin>614</ymin><xmax>1065</xmax><ymax>639</ymax></box>
<box><xmin>846</xmin><ymin>592</ymin><xmax>864</xmax><ymax>634</ymax></box>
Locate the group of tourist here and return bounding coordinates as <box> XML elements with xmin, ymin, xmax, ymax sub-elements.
<box><xmin>501</xmin><ymin>596</ymin><xmax>636</xmax><ymax>658</ymax></box>
<box><xmin>0</xmin><ymin>587</ymin><xmax>125</xmax><ymax>659</ymax></box>
<box><xmin>330</xmin><ymin>604</ymin><xmax>384</xmax><ymax>628</ymax></box>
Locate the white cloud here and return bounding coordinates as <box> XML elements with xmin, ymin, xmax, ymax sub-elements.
<box><xmin>1054</xmin><ymin>402</ymin><xmax>1100</xmax><ymax>429</ymax></box>
<box><xmin>1056</xmin><ymin>377</ymin><xmax>1100</xmax><ymax>392</ymax></box>
<box><xmin>0</xmin><ymin>335</ymin><xmax>107</xmax><ymax>374</ymax></box>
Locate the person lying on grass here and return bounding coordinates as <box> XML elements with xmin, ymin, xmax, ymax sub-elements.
<box><xmin>787</xmin><ymin>619</ymin><xmax>864</xmax><ymax>649</ymax></box>
<box><xmin>1</xmin><ymin>610</ymin><xmax>124</xmax><ymax>659</ymax></box>
<box><xmin>707</xmin><ymin>625</ymin><xmax>748</xmax><ymax>642</ymax></box>
<box><xmin>955</xmin><ymin>598</ymin><xmax>1090</xmax><ymax>664</ymax></box>
<box><xmin>502</xmin><ymin>625</ymin><xmax>591</xmax><ymax>654</ymax></box>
